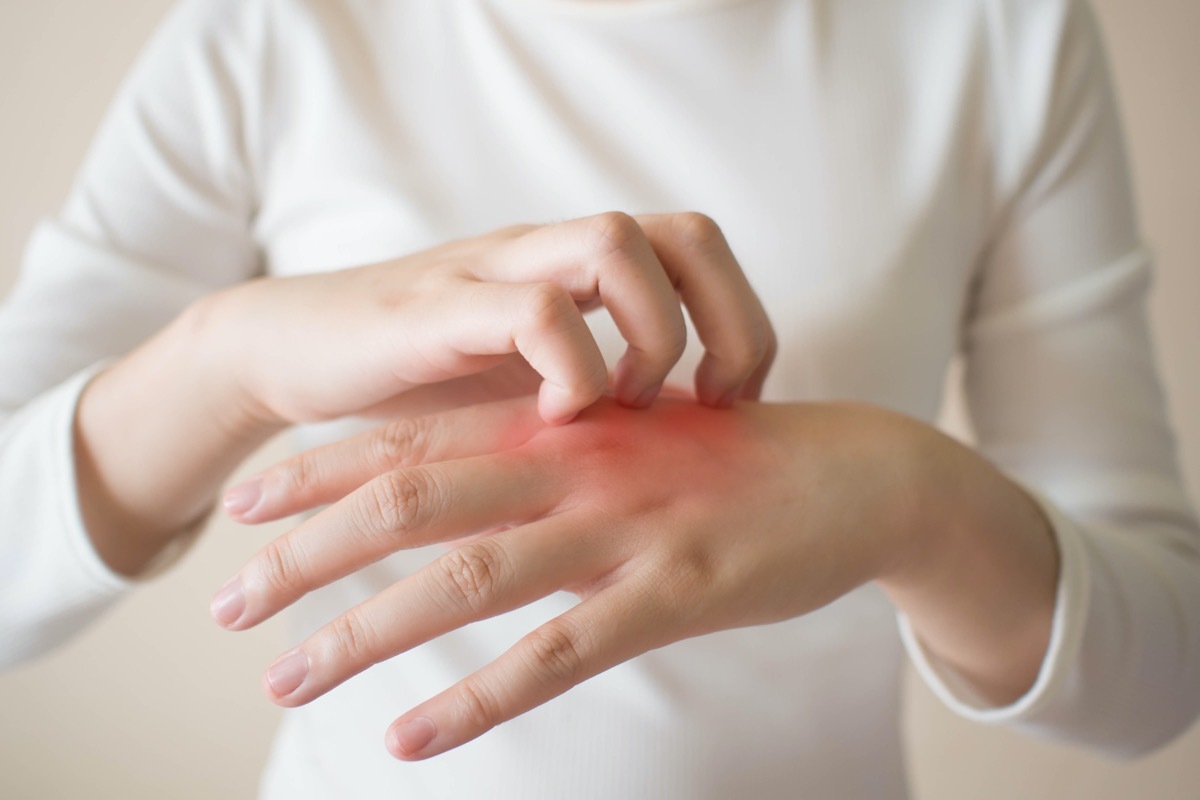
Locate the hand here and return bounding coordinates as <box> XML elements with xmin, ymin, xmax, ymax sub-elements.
<box><xmin>200</xmin><ymin>212</ymin><xmax>775</xmax><ymax>427</ymax></box>
<box><xmin>71</xmin><ymin>210</ymin><xmax>772</xmax><ymax>576</ymax></box>
<box><xmin>213</xmin><ymin>396</ymin><xmax>931</xmax><ymax>759</ymax></box>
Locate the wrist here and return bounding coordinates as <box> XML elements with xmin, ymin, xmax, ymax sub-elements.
<box><xmin>179</xmin><ymin>286</ymin><xmax>288</xmax><ymax>437</ymax></box>
<box><xmin>876</xmin><ymin>425</ymin><xmax>1059</xmax><ymax>704</ymax></box>
<box><xmin>824</xmin><ymin>403</ymin><xmax>946</xmax><ymax>587</ymax></box>
<box><xmin>75</xmin><ymin>298</ymin><xmax>286</xmax><ymax>577</ymax></box>
<box><xmin>870</xmin><ymin>420</ymin><xmax>961</xmax><ymax>588</ymax></box>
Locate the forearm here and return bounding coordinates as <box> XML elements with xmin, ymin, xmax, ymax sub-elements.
<box><xmin>74</xmin><ymin>295</ymin><xmax>285</xmax><ymax>577</ymax></box>
<box><xmin>877</xmin><ymin>426</ymin><xmax>1060</xmax><ymax>706</ymax></box>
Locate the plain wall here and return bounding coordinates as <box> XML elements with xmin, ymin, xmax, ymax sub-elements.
<box><xmin>0</xmin><ymin>1</ymin><xmax>1196</xmax><ymax>797</ymax></box>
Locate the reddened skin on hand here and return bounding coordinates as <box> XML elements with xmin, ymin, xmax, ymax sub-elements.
<box><xmin>215</xmin><ymin>396</ymin><xmax>950</xmax><ymax>759</ymax></box>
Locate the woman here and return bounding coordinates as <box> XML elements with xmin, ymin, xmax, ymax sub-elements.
<box><xmin>1</xmin><ymin>0</ymin><xmax>1196</xmax><ymax>797</ymax></box>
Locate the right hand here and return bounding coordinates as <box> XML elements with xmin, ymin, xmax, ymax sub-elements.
<box><xmin>71</xmin><ymin>211</ymin><xmax>773</xmax><ymax>576</ymax></box>
<box><xmin>198</xmin><ymin>211</ymin><xmax>776</xmax><ymax>427</ymax></box>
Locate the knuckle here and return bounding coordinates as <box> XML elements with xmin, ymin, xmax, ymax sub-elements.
<box><xmin>638</xmin><ymin>323</ymin><xmax>687</xmax><ymax>374</ymax></box>
<box><xmin>669</xmin><ymin>211</ymin><xmax>723</xmax><ymax>251</ymax></box>
<box><xmin>360</xmin><ymin>470</ymin><xmax>433</xmax><ymax>538</ymax></box>
<box><xmin>374</xmin><ymin>417</ymin><xmax>430</xmax><ymax>469</ymax></box>
<box><xmin>523</xmin><ymin>620</ymin><xmax>586</xmax><ymax>686</ymax></box>
<box><xmin>757</xmin><ymin>321</ymin><xmax>778</xmax><ymax>365</ymax></box>
<box><xmin>732</xmin><ymin>327</ymin><xmax>772</xmax><ymax>369</ymax></box>
<box><xmin>586</xmin><ymin>211</ymin><xmax>643</xmax><ymax>258</ymax></box>
<box><xmin>276</xmin><ymin>452</ymin><xmax>316</xmax><ymax>498</ymax></box>
<box><xmin>711</xmin><ymin>320</ymin><xmax>772</xmax><ymax>374</ymax></box>
<box><xmin>661</xmin><ymin>324</ymin><xmax>688</xmax><ymax>364</ymax></box>
<box><xmin>435</xmin><ymin>539</ymin><xmax>508</xmax><ymax>613</ymax></box>
<box><xmin>454</xmin><ymin>679</ymin><xmax>501</xmax><ymax>732</ymax></box>
<box><xmin>259</xmin><ymin>538</ymin><xmax>306</xmax><ymax>596</ymax></box>
<box><xmin>521</xmin><ymin>283</ymin><xmax>577</xmax><ymax>335</ymax></box>
<box><xmin>751</xmin><ymin>320</ymin><xmax>776</xmax><ymax>362</ymax></box>
<box><xmin>325</xmin><ymin>607</ymin><xmax>378</xmax><ymax>664</ymax></box>
<box><xmin>579</xmin><ymin>359</ymin><xmax>610</xmax><ymax>399</ymax></box>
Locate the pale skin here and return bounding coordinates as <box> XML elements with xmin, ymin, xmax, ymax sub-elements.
<box><xmin>218</xmin><ymin>393</ymin><xmax>1058</xmax><ymax>760</ymax></box>
<box><xmin>76</xmin><ymin>212</ymin><xmax>774</xmax><ymax>574</ymax></box>
<box><xmin>73</xmin><ymin>211</ymin><xmax>1058</xmax><ymax>762</ymax></box>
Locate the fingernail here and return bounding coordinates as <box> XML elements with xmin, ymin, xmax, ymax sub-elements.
<box><xmin>266</xmin><ymin>651</ymin><xmax>308</xmax><ymax>697</ymax></box>
<box><xmin>210</xmin><ymin>577</ymin><xmax>245</xmax><ymax>627</ymax></box>
<box><xmin>223</xmin><ymin>478</ymin><xmax>262</xmax><ymax>516</ymax></box>
<box><xmin>632</xmin><ymin>382</ymin><xmax>662</xmax><ymax>408</ymax></box>
<box><xmin>538</xmin><ymin>383</ymin><xmax>579</xmax><ymax>426</ymax></box>
<box><xmin>391</xmin><ymin>716</ymin><xmax>437</xmax><ymax>757</ymax></box>
<box><xmin>618</xmin><ymin>381</ymin><xmax>660</xmax><ymax>409</ymax></box>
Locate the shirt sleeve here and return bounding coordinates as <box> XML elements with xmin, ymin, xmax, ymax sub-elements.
<box><xmin>898</xmin><ymin>0</ymin><xmax>1200</xmax><ymax>758</ymax></box>
<box><xmin>0</xmin><ymin>0</ymin><xmax>265</xmax><ymax>668</ymax></box>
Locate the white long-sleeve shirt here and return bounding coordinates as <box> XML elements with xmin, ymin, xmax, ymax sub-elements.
<box><xmin>2</xmin><ymin>0</ymin><xmax>1197</xmax><ymax>797</ymax></box>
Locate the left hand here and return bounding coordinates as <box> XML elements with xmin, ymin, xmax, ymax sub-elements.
<box><xmin>213</xmin><ymin>395</ymin><xmax>933</xmax><ymax>759</ymax></box>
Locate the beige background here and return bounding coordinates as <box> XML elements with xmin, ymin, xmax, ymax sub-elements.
<box><xmin>0</xmin><ymin>1</ymin><xmax>1196</xmax><ymax>797</ymax></box>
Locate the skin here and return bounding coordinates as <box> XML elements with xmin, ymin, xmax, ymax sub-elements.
<box><xmin>69</xmin><ymin>203</ymin><xmax>1057</xmax><ymax>762</ymax></box>
<box><xmin>74</xmin><ymin>211</ymin><xmax>775</xmax><ymax>576</ymax></box>
<box><xmin>215</xmin><ymin>394</ymin><xmax>1058</xmax><ymax>761</ymax></box>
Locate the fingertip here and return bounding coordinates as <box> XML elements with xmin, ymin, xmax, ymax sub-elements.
<box><xmin>542</xmin><ymin>409</ymin><xmax>579</xmax><ymax>426</ymax></box>
<box><xmin>611</xmin><ymin>352</ymin><xmax>650</xmax><ymax>408</ymax></box>
<box><xmin>261</xmin><ymin>668</ymin><xmax>301</xmax><ymax>707</ymax></box>
<box><xmin>387</xmin><ymin>716</ymin><xmax>438</xmax><ymax>760</ymax></box>
<box><xmin>714</xmin><ymin>388</ymin><xmax>739</xmax><ymax>409</ymax></box>
<box><xmin>694</xmin><ymin>354</ymin><xmax>749</xmax><ymax>409</ymax></box>
<box><xmin>385</xmin><ymin>728</ymin><xmax>406</xmax><ymax>760</ymax></box>
<box><xmin>537</xmin><ymin>382</ymin><xmax>586</xmax><ymax>425</ymax></box>
<box><xmin>695</xmin><ymin>381</ymin><xmax>740</xmax><ymax>410</ymax></box>
<box><xmin>263</xmin><ymin>649</ymin><xmax>309</xmax><ymax>702</ymax></box>
<box><xmin>223</xmin><ymin>477</ymin><xmax>263</xmax><ymax>521</ymax></box>
<box><xmin>210</xmin><ymin>577</ymin><xmax>246</xmax><ymax>629</ymax></box>
<box><xmin>617</xmin><ymin>380</ymin><xmax>661</xmax><ymax>409</ymax></box>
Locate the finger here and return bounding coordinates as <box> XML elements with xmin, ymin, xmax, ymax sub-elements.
<box><xmin>384</xmin><ymin>581</ymin><xmax>668</xmax><ymax>760</ymax></box>
<box><xmin>260</xmin><ymin>514</ymin><xmax>611</xmax><ymax>707</ymax></box>
<box><xmin>472</xmin><ymin>212</ymin><xmax>688</xmax><ymax>409</ymax></box>
<box><xmin>224</xmin><ymin>397</ymin><xmax>544</xmax><ymax>524</ymax></box>
<box><xmin>212</xmin><ymin>450</ymin><xmax>560</xmax><ymax>630</ymax></box>
<box><xmin>635</xmin><ymin>213</ymin><xmax>777</xmax><ymax>405</ymax></box>
<box><xmin>355</xmin><ymin>355</ymin><xmax>543</xmax><ymax>421</ymax></box>
<box><xmin>420</xmin><ymin>280</ymin><xmax>609</xmax><ymax>425</ymax></box>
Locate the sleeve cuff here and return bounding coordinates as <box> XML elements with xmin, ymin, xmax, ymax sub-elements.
<box><xmin>896</xmin><ymin>485</ymin><xmax>1092</xmax><ymax>724</ymax></box>
<box><xmin>0</xmin><ymin>361</ymin><xmax>216</xmax><ymax>667</ymax></box>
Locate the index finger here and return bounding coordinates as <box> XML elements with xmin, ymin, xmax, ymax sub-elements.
<box><xmin>472</xmin><ymin>213</ymin><xmax>688</xmax><ymax>409</ymax></box>
<box><xmin>225</xmin><ymin>397</ymin><xmax>543</xmax><ymax>524</ymax></box>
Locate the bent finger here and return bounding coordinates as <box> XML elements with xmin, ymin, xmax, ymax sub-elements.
<box><xmin>427</xmin><ymin>279</ymin><xmax>609</xmax><ymax>425</ymax></box>
<box><xmin>473</xmin><ymin>213</ymin><xmax>687</xmax><ymax>408</ymax></box>
<box><xmin>635</xmin><ymin>213</ymin><xmax>776</xmax><ymax>405</ymax></box>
